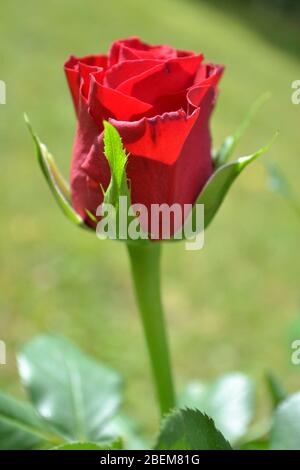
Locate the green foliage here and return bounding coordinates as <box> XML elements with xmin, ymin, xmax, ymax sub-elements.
<box><xmin>155</xmin><ymin>408</ymin><xmax>232</xmax><ymax>450</ymax></box>
<box><xmin>52</xmin><ymin>439</ymin><xmax>123</xmax><ymax>450</ymax></box>
<box><xmin>0</xmin><ymin>335</ymin><xmax>124</xmax><ymax>450</ymax></box>
<box><xmin>271</xmin><ymin>392</ymin><xmax>300</xmax><ymax>450</ymax></box>
<box><xmin>179</xmin><ymin>373</ymin><xmax>254</xmax><ymax>443</ymax></box>
<box><xmin>18</xmin><ymin>335</ymin><xmax>123</xmax><ymax>443</ymax></box>
<box><xmin>0</xmin><ymin>392</ymin><xmax>49</xmax><ymax>450</ymax></box>
<box><xmin>2</xmin><ymin>334</ymin><xmax>300</xmax><ymax>450</ymax></box>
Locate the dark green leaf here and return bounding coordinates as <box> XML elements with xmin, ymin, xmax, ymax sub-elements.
<box><xmin>0</xmin><ymin>391</ymin><xmax>57</xmax><ymax>450</ymax></box>
<box><xmin>271</xmin><ymin>392</ymin><xmax>300</xmax><ymax>450</ymax></box>
<box><xmin>179</xmin><ymin>373</ymin><xmax>254</xmax><ymax>443</ymax></box>
<box><xmin>18</xmin><ymin>335</ymin><xmax>123</xmax><ymax>442</ymax></box>
<box><xmin>155</xmin><ymin>408</ymin><xmax>232</xmax><ymax>450</ymax></box>
<box><xmin>25</xmin><ymin>114</ymin><xmax>88</xmax><ymax>229</ymax></box>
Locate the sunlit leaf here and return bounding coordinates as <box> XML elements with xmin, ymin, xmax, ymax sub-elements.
<box><xmin>179</xmin><ymin>373</ymin><xmax>254</xmax><ymax>443</ymax></box>
<box><xmin>271</xmin><ymin>392</ymin><xmax>300</xmax><ymax>450</ymax></box>
<box><xmin>18</xmin><ymin>335</ymin><xmax>123</xmax><ymax>442</ymax></box>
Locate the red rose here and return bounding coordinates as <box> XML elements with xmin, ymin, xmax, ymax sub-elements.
<box><xmin>64</xmin><ymin>37</ymin><xmax>224</xmax><ymax>230</ymax></box>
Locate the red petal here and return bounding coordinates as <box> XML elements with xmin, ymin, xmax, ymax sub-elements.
<box><xmin>108</xmin><ymin>37</ymin><xmax>193</xmax><ymax>66</ymax></box>
<box><xmin>117</xmin><ymin>55</ymin><xmax>204</xmax><ymax>104</ymax></box>
<box><xmin>70</xmin><ymin>96</ymin><xmax>109</xmax><ymax>226</ymax></box>
<box><xmin>64</xmin><ymin>55</ymin><xmax>107</xmax><ymax>113</ymax></box>
<box><xmin>104</xmin><ymin>59</ymin><xmax>162</xmax><ymax>89</ymax></box>
<box><xmin>119</xmin><ymin>44</ymin><xmax>177</xmax><ymax>61</ymax></box>
<box><xmin>71</xmin><ymin>90</ymin><xmax>216</xmax><ymax>235</ymax></box>
<box><xmin>64</xmin><ymin>56</ymin><xmax>80</xmax><ymax>112</ymax></box>
<box><xmin>88</xmin><ymin>74</ymin><xmax>154</xmax><ymax>122</ymax></box>
<box><xmin>108</xmin><ymin>37</ymin><xmax>147</xmax><ymax>66</ymax></box>
<box><xmin>109</xmin><ymin>109</ymin><xmax>199</xmax><ymax>165</ymax></box>
<box><xmin>188</xmin><ymin>65</ymin><xmax>224</xmax><ymax>112</ymax></box>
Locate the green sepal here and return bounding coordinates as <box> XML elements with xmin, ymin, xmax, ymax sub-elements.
<box><xmin>25</xmin><ymin>114</ymin><xmax>89</xmax><ymax>230</ymax></box>
<box><xmin>214</xmin><ymin>92</ymin><xmax>271</xmax><ymax>167</ymax></box>
<box><xmin>194</xmin><ymin>135</ymin><xmax>276</xmax><ymax>231</ymax></box>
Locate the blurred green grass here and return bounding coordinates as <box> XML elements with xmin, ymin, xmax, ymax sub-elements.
<box><xmin>0</xmin><ymin>0</ymin><xmax>299</xmax><ymax>434</ymax></box>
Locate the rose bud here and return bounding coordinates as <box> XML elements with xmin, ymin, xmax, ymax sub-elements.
<box><xmin>64</xmin><ymin>37</ymin><xmax>224</xmax><ymax>237</ymax></box>
<box><xmin>26</xmin><ymin>38</ymin><xmax>273</xmax><ymax>241</ymax></box>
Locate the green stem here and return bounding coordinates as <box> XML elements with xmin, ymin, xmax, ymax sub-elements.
<box><xmin>127</xmin><ymin>242</ymin><xmax>175</xmax><ymax>417</ymax></box>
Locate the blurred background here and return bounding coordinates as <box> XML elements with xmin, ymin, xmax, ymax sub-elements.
<box><xmin>0</xmin><ymin>0</ymin><xmax>299</xmax><ymax>433</ymax></box>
